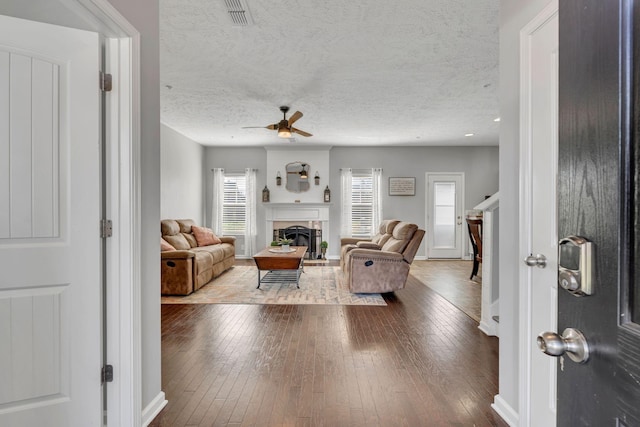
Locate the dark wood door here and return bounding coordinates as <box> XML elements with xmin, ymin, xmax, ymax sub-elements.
<box><xmin>558</xmin><ymin>0</ymin><xmax>640</xmax><ymax>424</ymax></box>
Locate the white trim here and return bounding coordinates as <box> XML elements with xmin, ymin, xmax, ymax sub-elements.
<box><xmin>141</xmin><ymin>391</ymin><xmax>167</xmax><ymax>427</ymax></box>
<box><xmin>518</xmin><ymin>2</ymin><xmax>558</xmax><ymax>427</ymax></box>
<box><xmin>474</xmin><ymin>192</ymin><xmax>499</xmax><ymax>337</ymax></box>
<box><xmin>61</xmin><ymin>0</ymin><xmax>139</xmax><ymax>37</ymax></box>
<box><xmin>492</xmin><ymin>394</ymin><xmax>519</xmax><ymax>427</ymax></box>
<box><xmin>61</xmin><ymin>0</ymin><xmax>142</xmax><ymax>425</ymax></box>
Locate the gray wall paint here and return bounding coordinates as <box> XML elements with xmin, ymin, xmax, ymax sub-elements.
<box><xmin>203</xmin><ymin>146</ymin><xmax>498</xmax><ymax>258</ymax></box>
<box><xmin>499</xmin><ymin>0</ymin><xmax>551</xmax><ymax>416</ymax></box>
<box><xmin>105</xmin><ymin>0</ymin><xmax>162</xmax><ymax>411</ymax></box>
<box><xmin>0</xmin><ymin>0</ymin><xmax>95</xmax><ymax>30</ymax></box>
<box><xmin>330</xmin><ymin>146</ymin><xmax>498</xmax><ymax>257</ymax></box>
<box><xmin>161</xmin><ymin>124</ymin><xmax>205</xmax><ymax>224</ymax></box>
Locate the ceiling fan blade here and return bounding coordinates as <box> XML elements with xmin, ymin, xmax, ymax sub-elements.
<box><xmin>288</xmin><ymin>111</ymin><xmax>303</xmax><ymax>126</ymax></box>
<box><xmin>241</xmin><ymin>124</ymin><xmax>278</xmax><ymax>130</ymax></box>
<box><xmin>291</xmin><ymin>127</ymin><xmax>312</xmax><ymax>137</ymax></box>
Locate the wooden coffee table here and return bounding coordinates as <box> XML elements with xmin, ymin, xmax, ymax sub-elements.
<box><xmin>253</xmin><ymin>246</ymin><xmax>307</xmax><ymax>289</ymax></box>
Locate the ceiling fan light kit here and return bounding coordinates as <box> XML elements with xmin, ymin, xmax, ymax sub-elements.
<box><xmin>277</xmin><ymin>126</ymin><xmax>292</xmax><ymax>138</ymax></box>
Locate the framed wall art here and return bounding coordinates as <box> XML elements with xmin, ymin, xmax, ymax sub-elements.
<box><xmin>389</xmin><ymin>177</ymin><xmax>416</xmax><ymax>196</ymax></box>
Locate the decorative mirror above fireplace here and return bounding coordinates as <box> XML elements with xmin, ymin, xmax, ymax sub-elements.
<box><xmin>285</xmin><ymin>161</ymin><xmax>311</xmax><ymax>193</ymax></box>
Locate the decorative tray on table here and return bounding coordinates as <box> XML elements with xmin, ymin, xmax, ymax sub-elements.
<box><xmin>269</xmin><ymin>247</ymin><xmax>296</xmax><ymax>253</ymax></box>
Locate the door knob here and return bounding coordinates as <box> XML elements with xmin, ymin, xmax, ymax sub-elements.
<box><xmin>524</xmin><ymin>253</ymin><xmax>547</xmax><ymax>268</ymax></box>
<box><xmin>537</xmin><ymin>328</ymin><xmax>589</xmax><ymax>363</ymax></box>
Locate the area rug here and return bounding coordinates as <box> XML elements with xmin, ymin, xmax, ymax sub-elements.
<box><xmin>161</xmin><ymin>266</ymin><xmax>387</xmax><ymax>306</ymax></box>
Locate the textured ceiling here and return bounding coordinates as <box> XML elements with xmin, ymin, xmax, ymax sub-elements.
<box><xmin>160</xmin><ymin>0</ymin><xmax>499</xmax><ymax>147</ymax></box>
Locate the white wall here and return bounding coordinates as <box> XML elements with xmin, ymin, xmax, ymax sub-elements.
<box><xmin>161</xmin><ymin>124</ymin><xmax>205</xmax><ymax>224</ymax></box>
<box><xmin>205</xmin><ymin>145</ymin><xmax>498</xmax><ymax>258</ymax></box>
<box><xmin>265</xmin><ymin>147</ymin><xmax>331</xmax><ymax>204</ymax></box>
<box><xmin>498</xmin><ymin>0</ymin><xmax>553</xmax><ymax>422</ymax></box>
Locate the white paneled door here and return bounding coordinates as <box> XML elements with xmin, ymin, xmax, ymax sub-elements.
<box><xmin>426</xmin><ymin>173</ymin><xmax>464</xmax><ymax>259</ymax></box>
<box><xmin>0</xmin><ymin>15</ymin><xmax>101</xmax><ymax>426</ymax></box>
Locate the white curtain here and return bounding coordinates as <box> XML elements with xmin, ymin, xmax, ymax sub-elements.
<box><xmin>372</xmin><ymin>168</ymin><xmax>383</xmax><ymax>232</ymax></box>
<box><xmin>340</xmin><ymin>168</ymin><xmax>353</xmax><ymax>237</ymax></box>
<box><xmin>244</xmin><ymin>168</ymin><xmax>257</xmax><ymax>257</ymax></box>
<box><xmin>211</xmin><ymin>168</ymin><xmax>225</xmax><ymax>234</ymax></box>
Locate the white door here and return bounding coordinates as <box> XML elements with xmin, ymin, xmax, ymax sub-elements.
<box><xmin>0</xmin><ymin>15</ymin><xmax>101</xmax><ymax>426</ymax></box>
<box><xmin>426</xmin><ymin>173</ymin><xmax>464</xmax><ymax>259</ymax></box>
<box><xmin>520</xmin><ymin>4</ymin><xmax>558</xmax><ymax>426</ymax></box>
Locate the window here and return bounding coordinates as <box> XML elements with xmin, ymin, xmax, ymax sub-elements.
<box><xmin>351</xmin><ymin>171</ymin><xmax>374</xmax><ymax>237</ymax></box>
<box><xmin>341</xmin><ymin>168</ymin><xmax>382</xmax><ymax>238</ymax></box>
<box><xmin>222</xmin><ymin>174</ymin><xmax>246</xmax><ymax>235</ymax></box>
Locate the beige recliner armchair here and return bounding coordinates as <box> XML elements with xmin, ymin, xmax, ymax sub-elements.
<box><xmin>339</xmin><ymin>219</ymin><xmax>400</xmax><ymax>271</ymax></box>
<box><xmin>343</xmin><ymin>222</ymin><xmax>425</xmax><ymax>293</ymax></box>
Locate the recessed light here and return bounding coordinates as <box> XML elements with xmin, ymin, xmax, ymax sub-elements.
<box><xmin>465</xmin><ymin>133</ymin><xmax>474</xmax><ymax>137</ymax></box>
<box><xmin>494</xmin><ymin>117</ymin><xmax>501</xmax><ymax>122</ymax></box>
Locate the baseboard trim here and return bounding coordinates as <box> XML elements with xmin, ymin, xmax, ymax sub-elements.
<box><xmin>142</xmin><ymin>391</ymin><xmax>167</xmax><ymax>427</ymax></box>
<box><xmin>414</xmin><ymin>255</ymin><xmax>427</xmax><ymax>261</ymax></box>
<box><xmin>492</xmin><ymin>394</ymin><xmax>519</xmax><ymax>427</ymax></box>
<box><xmin>478</xmin><ymin>320</ymin><xmax>498</xmax><ymax>337</ymax></box>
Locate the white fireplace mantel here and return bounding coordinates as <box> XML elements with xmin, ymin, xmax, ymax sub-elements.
<box><xmin>264</xmin><ymin>203</ymin><xmax>330</xmax><ymax>247</ymax></box>
<box><xmin>264</xmin><ymin>202</ymin><xmax>330</xmax><ymax>221</ymax></box>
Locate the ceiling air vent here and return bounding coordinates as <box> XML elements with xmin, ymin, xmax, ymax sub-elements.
<box><xmin>224</xmin><ymin>0</ymin><xmax>253</xmax><ymax>26</ymax></box>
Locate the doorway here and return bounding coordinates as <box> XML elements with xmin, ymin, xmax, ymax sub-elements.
<box><xmin>426</xmin><ymin>173</ymin><xmax>465</xmax><ymax>259</ymax></box>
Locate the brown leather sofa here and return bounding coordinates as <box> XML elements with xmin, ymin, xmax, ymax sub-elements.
<box><xmin>161</xmin><ymin>219</ymin><xmax>236</xmax><ymax>295</ymax></box>
<box><xmin>342</xmin><ymin>221</ymin><xmax>425</xmax><ymax>293</ymax></box>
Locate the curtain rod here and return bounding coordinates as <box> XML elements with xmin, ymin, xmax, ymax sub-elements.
<box><xmin>211</xmin><ymin>168</ymin><xmax>258</xmax><ymax>172</ymax></box>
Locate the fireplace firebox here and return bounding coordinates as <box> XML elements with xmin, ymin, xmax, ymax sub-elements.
<box><xmin>273</xmin><ymin>226</ymin><xmax>322</xmax><ymax>260</ymax></box>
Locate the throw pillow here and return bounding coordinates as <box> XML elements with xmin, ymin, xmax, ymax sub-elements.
<box><xmin>161</xmin><ymin>237</ymin><xmax>176</xmax><ymax>252</ymax></box>
<box><xmin>192</xmin><ymin>226</ymin><xmax>222</xmax><ymax>246</ymax></box>
<box><xmin>164</xmin><ymin>233</ymin><xmax>191</xmax><ymax>250</ymax></box>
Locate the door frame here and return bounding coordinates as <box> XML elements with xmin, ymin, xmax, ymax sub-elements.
<box><xmin>54</xmin><ymin>0</ymin><xmax>145</xmax><ymax>424</ymax></box>
<box><xmin>425</xmin><ymin>172</ymin><xmax>465</xmax><ymax>259</ymax></box>
<box><xmin>517</xmin><ymin>2</ymin><xmax>559</xmax><ymax>426</ymax></box>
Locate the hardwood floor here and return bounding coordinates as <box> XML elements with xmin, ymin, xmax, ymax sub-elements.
<box><xmin>150</xmin><ymin>261</ymin><xmax>506</xmax><ymax>427</ymax></box>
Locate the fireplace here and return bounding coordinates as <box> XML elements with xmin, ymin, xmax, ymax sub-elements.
<box><xmin>264</xmin><ymin>202</ymin><xmax>330</xmax><ymax>259</ymax></box>
<box><xmin>273</xmin><ymin>226</ymin><xmax>322</xmax><ymax>259</ymax></box>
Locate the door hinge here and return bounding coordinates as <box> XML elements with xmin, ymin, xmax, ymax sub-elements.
<box><xmin>102</xmin><ymin>364</ymin><xmax>114</xmax><ymax>383</ymax></box>
<box><xmin>100</xmin><ymin>219</ymin><xmax>113</xmax><ymax>238</ymax></box>
<box><xmin>100</xmin><ymin>72</ymin><xmax>112</xmax><ymax>92</ymax></box>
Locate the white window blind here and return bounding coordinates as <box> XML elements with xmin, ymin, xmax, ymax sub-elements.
<box><xmin>351</xmin><ymin>171</ymin><xmax>374</xmax><ymax>237</ymax></box>
<box><xmin>222</xmin><ymin>174</ymin><xmax>246</xmax><ymax>235</ymax></box>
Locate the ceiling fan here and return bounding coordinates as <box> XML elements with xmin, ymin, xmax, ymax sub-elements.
<box><xmin>242</xmin><ymin>106</ymin><xmax>313</xmax><ymax>138</ymax></box>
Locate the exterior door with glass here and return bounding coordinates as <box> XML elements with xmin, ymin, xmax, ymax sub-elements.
<box><xmin>426</xmin><ymin>173</ymin><xmax>464</xmax><ymax>259</ymax></box>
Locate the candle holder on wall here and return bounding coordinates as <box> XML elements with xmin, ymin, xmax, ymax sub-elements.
<box><xmin>314</xmin><ymin>171</ymin><xmax>320</xmax><ymax>185</ymax></box>
<box><xmin>276</xmin><ymin>171</ymin><xmax>282</xmax><ymax>186</ymax></box>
